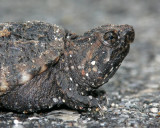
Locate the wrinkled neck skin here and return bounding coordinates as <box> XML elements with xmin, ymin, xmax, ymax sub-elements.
<box><xmin>63</xmin><ymin>33</ymin><xmax>130</xmax><ymax>94</ymax></box>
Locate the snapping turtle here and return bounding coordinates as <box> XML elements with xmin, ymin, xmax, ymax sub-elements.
<box><xmin>0</xmin><ymin>21</ymin><xmax>135</xmax><ymax>113</ymax></box>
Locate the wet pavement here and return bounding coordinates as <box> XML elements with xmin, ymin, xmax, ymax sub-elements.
<box><xmin>0</xmin><ymin>0</ymin><xmax>160</xmax><ymax>127</ymax></box>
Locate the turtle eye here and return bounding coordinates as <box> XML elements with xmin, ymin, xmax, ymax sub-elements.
<box><xmin>103</xmin><ymin>31</ymin><xmax>118</xmax><ymax>45</ymax></box>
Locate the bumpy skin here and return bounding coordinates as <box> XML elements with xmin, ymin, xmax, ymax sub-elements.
<box><xmin>0</xmin><ymin>21</ymin><xmax>135</xmax><ymax>113</ymax></box>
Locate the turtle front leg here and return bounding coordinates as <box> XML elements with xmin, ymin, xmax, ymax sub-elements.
<box><xmin>56</xmin><ymin>72</ymin><xmax>101</xmax><ymax>111</ymax></box>
<box><xmin>63</xmin><ymin>88</ymin><xmax>101</xmax><ymax>111</ymax></box>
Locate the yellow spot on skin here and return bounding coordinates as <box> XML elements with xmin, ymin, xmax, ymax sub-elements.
<box><xmin>0</xmin><ymin>80</ymin><xmax>9</xmax><ymax>92</ymax></box>
<box><xmin>81</xmin><ymin>69</ymin><xmax>85</xmax><ymax>76</ymax></box>
<box><xmin>96</xmin><ymin>108</ymin><xmax>100</xmax><ymax>111</ymax></box>
<box><xmin>0</xmin><ymin>29</ymin><xmax>10</xmax><ymax>37</ymax></box>
<box><xmin>39</xmin><ymin>65</ymin><xmax>48</xmax><ymax>74</ymax></box>
<box><xmin>0</xmin><ymin>66</ymin><xmax>10</xmax><ymax>93</ymax></box>
<box><xmin>92</xmin><ymin>66</ymin><xmax>98</xmax><ymax>72</ymax></box>
<box><xmin>19</xmin><ymin>72</ymin><xmax>33</xmax><ymax>84</ymax></box>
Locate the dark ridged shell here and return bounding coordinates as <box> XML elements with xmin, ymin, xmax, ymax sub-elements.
<box><xmin>0</xmin><ymin>21</ymin><xmax>65</xmax><ymax>95</ymax></box>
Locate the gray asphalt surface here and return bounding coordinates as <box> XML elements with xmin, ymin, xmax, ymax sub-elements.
<box><xmin>0</xmin><ymin>0</ymin><xmax>160</xmax><ymax>127</ymax></box>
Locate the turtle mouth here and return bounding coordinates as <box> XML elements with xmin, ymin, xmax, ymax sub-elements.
<box><xmin>103</xmin><ymin>44</ymin><xmax>130</xmax><ymax>81</ymax></box>
<box><xmin>90</xmin><ymin>44</ymin><xmax>130</xmax><ymax>88</ymax></box>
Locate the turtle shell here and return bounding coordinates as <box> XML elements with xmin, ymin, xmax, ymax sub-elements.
<box><xmin>0</xmin><ymin>21</ymin><xmax>65</xmax><ymax>95</ymax></box>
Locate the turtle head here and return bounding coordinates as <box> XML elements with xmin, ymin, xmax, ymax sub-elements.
<box><xmin>84</xmin><ymin>24</ymin><xmax>135</xmax><ymax>88</ymax></box>
<box><xmin>66</xmin><ymin>24</ymin><xmax>135</xmax><ymax>89</ymax></box>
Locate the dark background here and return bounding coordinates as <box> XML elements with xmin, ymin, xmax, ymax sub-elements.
<box><xmin>0</xmin><ymin>0</ymin><xmax>160</xmax><ymax>127</ymax></box>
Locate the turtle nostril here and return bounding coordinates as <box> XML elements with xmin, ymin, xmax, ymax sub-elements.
<box><xmin>125</xmin><ymin>31</ymin><xmax>135</xmax><ymax>44</ymax></box>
